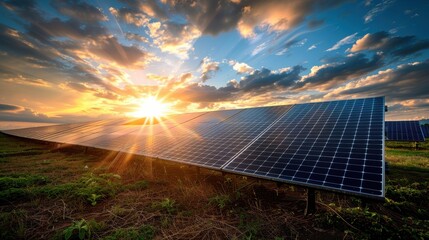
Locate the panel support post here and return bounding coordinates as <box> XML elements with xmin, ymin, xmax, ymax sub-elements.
<box><xmin>305</xmin><ymin>188</ymin><xmax>316</xmax><ymax>216</ymax></box>
<box><xmin>84</xmin><ymin>147</ymin><xmax>88</xmax><ymax>154</ymax></box>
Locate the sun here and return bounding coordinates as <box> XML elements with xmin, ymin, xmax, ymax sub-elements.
<box><xmin>130</xmin><ymin>96</ymin><xmax>169</xmax><ymax>119</ymax></box>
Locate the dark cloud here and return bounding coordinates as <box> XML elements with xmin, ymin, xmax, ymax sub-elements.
<box><xmin>156</xmin><ymin>0</ymin><xmax>349</xmax><ymax>37</ymax></box>
<box><xmin>27</xmin><ymin>18</ymin><xmax>106</xmax><ymax>43</ymax></box>
<box><xmin>340</xmin><ymin>59</ymin><xmax>429</xmax><ymax>102</ymax></box>
<box><xmin>167</xmin><ymin>65</ymin><xmax>304</xmax><ymax>103</ymax></box>
<box><xmin>51</xmin><ymin>0</ymin><xmax>107</xmax><ymax>23</ymax></box>
<box><xmin>391</xmin><ymin>40</ymin><xmax>429</xmax><ymax>57</ymax></box>
<box><xmin>1</xmin><ymin>0</ymin><xmax>42</xmax><ymax>22</ymax></box>
<box><xmin>0</xmin><ymin>103</ymin><xmax>23</xmax><ymax>112</ymax></box>
<box><xmin>0</xmin><ymin>104</ymin><xmax>58</xmax><ymax>123</ymax></box>
<box><xmin>239</xmin><ymin>66</ymin><xmax>303</xmax><ymax>92</ymax></box>
<box><xmin>89</xmin><ymin>36</ymin><xmax>149</xmax><ymax>67</ymax></box>
<box><xmin>120</xmin><ymin>0</ymin><xmax>168</xmax><ymax>19</ymax></box>
<box><xmin>351</xmin><ymin>31</ymin><xmax>429</xmax><ymax>57</ymax></box>
<box><xmin>296</xmin><ymin>53</ymin><xmax>383</xmax><ymax>90</ymax></box>
<box><xmin>109</xmin><ymin>7</ymin><xmax>149</xmax><ymax>27</ymax></box>
<box><xmin>170</xmin><ymin>83</ymin><xmax>235</xmax><ymax>103</ymax></box>
<box><xmin>0</xmin><ymin>24</ymin><xmax>57</xmax><ymax>66</ymax></box>
<box><xmin>307</xmin><ymin>19</ymin><xmax>325</xmax><ymax>28</ymax></box>
<box><xmin>166</xmin><ymin>0</ymin><xmax>242</xmax><ymax>35</ymax></box>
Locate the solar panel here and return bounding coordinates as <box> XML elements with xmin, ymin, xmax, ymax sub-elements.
<box><xmin>157</xmin><ymin>106</ymin><xmax>293</xmax><ymax>169</ymax></box>
<box><xmin>420</xmin><ymin>125</ymin><xmax>429</xmax><ymax>138</ymax></box>
<box><xmin>385</xmin><ymin>121</ymin><xmax>425</xmax><ymax>142</ymax></box>
<box><xmin>223</xmin><ymin>97</ymin><xmax>385</xmax><ymax>199</ymax></box>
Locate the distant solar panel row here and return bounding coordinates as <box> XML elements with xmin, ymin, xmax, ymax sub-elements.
<box><xmin>385</xmin><ymin>121</ymin><xmax>425</xmax><ymax>142</ymax></box>
<box><xmin>1</xmin><ymin>97</ymin><xmax>385</xmax><ymax>199</ymax></box>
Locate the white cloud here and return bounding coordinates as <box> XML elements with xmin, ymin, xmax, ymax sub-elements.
<box><xmin>326</xmin><ymin>33</ymin><xmax>358</xmax><ymax>51</ymax></box>
<box><xmin>200</xmin><ymin>57</ymin><xmax>220</xmax><ymax>82</ymax></box>
<box><xmin>229</xmin><ymin>60</ymin><xmax>254</xmax><ymax>74</ymax></box>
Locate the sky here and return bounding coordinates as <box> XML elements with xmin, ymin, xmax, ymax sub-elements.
<box><xmin>0</xmin><ymin>0</ymin><xmax>428</xmax><ymax>123</ymax></box>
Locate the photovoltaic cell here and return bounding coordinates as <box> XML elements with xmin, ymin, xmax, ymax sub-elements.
<box><xmin>421</xmin><ymin>125</ymin><xmax>429</xmax><ymax>138</ymax></box>
<box><xmin>385</xmin><ymin>121</ymin><xmax>425</xmax><ymax>142</ymax></box>
<box><xmin>223</xmin><ymin>97</ymin><xmax>385</xmax><ymax>199</ymax></box>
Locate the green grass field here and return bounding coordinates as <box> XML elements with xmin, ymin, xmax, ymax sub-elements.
<box><xmin>0</xmin><ymin>133</ymin><xmax>428</xmax><ymax>239</ymax></box>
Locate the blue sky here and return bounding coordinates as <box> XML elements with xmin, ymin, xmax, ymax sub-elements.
<box><xmin>0</xmin><ymin>0</ymin><xmax>428</xmax><ymax>123</ymax></box>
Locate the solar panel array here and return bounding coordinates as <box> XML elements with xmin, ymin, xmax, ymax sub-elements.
<box><xmin>385</xmin><ymin>121</ymin><xmax>425</xmax><ymax>142</ymax></box>
<box><xmin>224</xmin><ymin>97</ymin><xmax>384</xmax><ymax>197</ymax></box>
<box><xmin>1</xmin><ymin>97</ymin><xmax>385</xmax><ymax>199</ymax></box>
<box><xmin>421</xmin><ymin>125</ymin><xmax>429</xmax><ymax>138</ymax></box>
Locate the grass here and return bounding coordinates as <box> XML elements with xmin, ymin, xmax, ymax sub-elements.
<box><xmin>0</xmin><ymin>132</ymin><xmax>428</xmax><ymax>239</ymax></box>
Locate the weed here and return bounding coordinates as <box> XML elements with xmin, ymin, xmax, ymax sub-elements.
<box><xmin>209</xmin><ymin>194</ymin><xmax>231</xmax><ymax>209</ymax></box>
<box><xmin>0</xmin><ymin>188</ymin><xmax>32</xmax><ymax>203</ymax></box>
<box><xmin>152</xmin><ymin>198</ymin><xmax>176</xmax><ymax>214</ymax></box>
<box><xmin>0</xmin><ymin>209</ymin><xmax>27</xmax><ymax>240</ymax></box>
<box><xmin>35</xmin><ymin>172</ymin><xmax>122</xmax><ymax>205</ymax></box>
<box><xmin>126</xmin><ymin>180</ymin><xmax>149</xmax><ymax>191</ymax></box>
<box><xmin>315</xmin><ymin>207</ymin><xmax>429</xmax><ymax>239</ymax></box>
<box><xmin>239</xmin><ymin>213</ymin><xmax>261</xmax><ymax>240</ymax></box>
<box><xmin>0</xmin><ymin>174</ymin><xmax>49</xmax><ymax>190</ymax></box>
<box><xmin>102</xmin><ymin>225</ymin><xmax>155</xmax><ymax>240</ymax></box>
<box><xmin>63</xmin><ymin>219</ymin><xmax>91</xmax><ymax>240</ymax></box>
<box><xmin>110</xmin><ymin>205</ymin><xmax>129</xmax><ymax>216</ymax></box>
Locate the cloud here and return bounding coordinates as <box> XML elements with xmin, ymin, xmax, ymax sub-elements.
<box><xmin>200</xmin><ymin>57</ymin><xmax>220</xmax><ymax>82</ymax></box>
<box><xmin>326</xmin><ymin>32</ymin><xmax>357</xmax><ymax>51</ymax></box>
<box><xmin>109</xmin><ymin>7</ymin><xmax>149</xmax><ymax>27</ymax></box>
<box><xmin>125</xmin><ymin>32</ymin><xmax>149</xmax><ymax>43</ymax></box>
<box><xmin>0</xmin><ymin>104</ymin><xmax>58</xmax><ymax>122</ymax></box>
<box><xmin>297</xmin><ymin>53</ymin><xmax>383</xmax><ymax>90</ymax></box>
<box><xmin>276</xmin><ymin>38</ymin><xmax>307</xmax><ymax>55</ymax></box>
<box><xmin>161</xmin><ymin>65</ymin><xmax>304</xmax><ymax>104</ymax></box>
<box><xmin>52</xmin><ymin>0</ymin><xmax>107</xmax><ymax>23</ymax></box>
<box><xmin>0</xmin><ymin>103</ymin><xmax>23</xmax><ymax>112</ymax></box>
<box><xmin>3</xmin><ymin>75</ymin><xmax>50</xmax><ymax>88</ymax></box>
<box><xmin>154</xmin><ymin>0</ymin><xmax>349</xmax><ymax>38</ymax></box>
<box><xmin>335</xmin><ymin>60</ymin><xmax>429</xmax><ymax>102</ymax></box>
<box><xmin>169</xmin><ymin>83</ymin><xmax>235</xmax><ymax>103</ymax></box>
<box><xmin>308</xmin><ymin>44</ymin><xmax>317</xmax><ymax>50</ymax></box>
<box><xmin>166</xmin><ymin>0</ymin><xmax>243</xmax><ymax>36</ymax></box>
<box><xmin>237</xmin><ymin>0</ymin><xmax>348</xmax><ymax>38</ymax></box>
<box><xmin>88</xmin><ymin>36</ymin><xmax>151</xmax><ymax>68</ymax></box>
<box><xmin>148</xmin><ymin>21</ymin><xmax>201</xmax><ymax>58</ymax></box>
<box><xmin>229</xmin><ymin>60</ymin><xmax>254</xmax><ymax>74</ymax></box>
<box><xmin>364</xmin><ymin>0</ymin><xmax>394</xmax><ymax>23</ymax></box>
<box><xmin>0</xmin><ymin>24</ymin><xmax>57</xmax><ymax>66</ymax></box>
<box><xmin>238</xmin><ymin>66</ymin><xmax>303</xmax><ymax>92</ymax></box>
<box><xmin>307</xmin><ymin>19</ymin><xmax>324</xmax><ymax>28</ymax></box>
<box><xmin>121</xmin><ymin>0</ymin><xmax>168</xmax><ymax>19</ymax></box>
<box><xmin>350</xmin><ymin>31</ymin><xmax>429</xmax><ymax>57</ymax></box>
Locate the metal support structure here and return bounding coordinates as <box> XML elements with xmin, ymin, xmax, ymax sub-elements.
<box><xmin>305</xmin><ymin>188</ymin><xmax>316</xmax><ymax>215</ymax></box>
